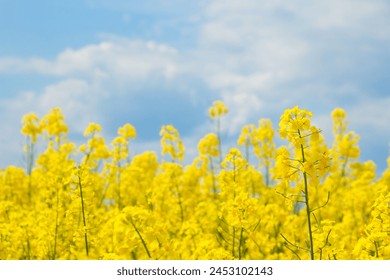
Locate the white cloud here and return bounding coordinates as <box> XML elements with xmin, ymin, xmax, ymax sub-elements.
<box><xmin>349</xmin><ymin>97</ymin><xmax>390</xmax><ymax>134</ymax></box>
<box><xmin>0</xmin><ymin>78</ymin><xmax>99</xmax><ymax>135</ymax></box>
<box><xmin>0</xmin><ymin>39</ymin><xmax>179</xmax><ymax>83</ymax></box>
<box><xmin>40</xmin><ymin>79</ymin><xmax>101</xmax><ymax>133</ymax></box>
<box><xmin>0</xmin><ymin>57</ymin><xmax>51</xmax><ymax>74</ymax></box>
<box><xmin>0</xmin><ymin>36</ymin><xmax>188</xmax><ymax>168</ymax></box>
<box><xmin>298</xmin><ymin>0</ymin><xmax>390</xmax><ymax>38</ymax></box>
<box><xmin>222</xmin><ymin>91</ymin><xmax>264</xmax><ymax>134</ymax></box>
<box><xmin>1</xmin><ymin>0</ymin><xmax>390</xmax><ymax>170</ymax></box>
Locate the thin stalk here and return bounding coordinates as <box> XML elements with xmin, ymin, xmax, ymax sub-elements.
<box><xmin>116</xmin><ymin>144</ymin><xmax>124</xmax><ymax>209</ymax></box>
<box><xmin>232</xmin><ymin>156</ymin><xmax>237</xmax><ymax>258</ymax></box>
<box><xmin>238</xmin><ymin>227</ymin><xmax>244</xmax><ymax>260</ymax></box>
<box><xmin>175</xmin><ymin>183</ymin><xmax>184</xmax><ymax>224</ymax></box>
<box><xmin>232</xmin><ymin>226</ymin><xmax>236</xmax><ymax>258</ymax></box>
<box><xmin>25</xmin><ymin>235</ymin><xmax>31</xmax><ymax>260</ymax></box>
<box><xmin>78</xmin><ymin>170</ymin><xmax>89</xmax><ymax>257</ymax></box>
<box><xmin>28</xmin><ymin>175</ymin><xmax>32</xmax><ymax>204</ymax></box>
<box><xmin>53</xmin><ymin>184</ymin><xmax>59</xmax><ymax>260</ymax></box>
<box><xmin>265</xmin><ymin>164</ymin><xmax>270</xmax><ymax>186</ymax></box>
<box><xmin>374</xmin><ymin>241</ymin><xmax>379</xmax><ymax>258</ymax></box>
<box><xmin>339</xmin><ymin>155</ymin><xmax>349</xmax><ymax>188</ymax></box>
<box><xmin>209</xmin><ymin>156</ymin><xmax>217</xmax><ymax>197</ymax></box>
<box><xmin>129</xmin><ymin>218</ymin><xmax>152</xmax><ymax>258</ymax></box>
<box><xmin>116</xmin><ymin>163</ymin><xmax>122</xmax><ymax>210</ymax></box>
<box><xmin>26</xmin><ymin>137</ymin><xmax>34</xmax><ymax>203</ymax></box>
<box><xmin>298</xmin><ymin>130</ymin><xmax>314</xmax><ymax>260</ymax></box>
<box><xmin>217</xmin><ymin>117</ymin><xmax>223</xmax><ymax>164</ymax></box>
<box><xmin>245</xmin><ymin>141</ymin><xmax>250</xmax><ymax>163</ymax></box>
<box><xmin>303</xmin><ymin>172</ymin><xmax>314</xmax><ymax>260</ymax></box>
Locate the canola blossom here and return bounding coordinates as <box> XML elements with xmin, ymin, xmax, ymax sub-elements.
<box><xmin>0</xmin><ymin>102</ymin><xmax>389</xmax><ymax>260</ymax></box>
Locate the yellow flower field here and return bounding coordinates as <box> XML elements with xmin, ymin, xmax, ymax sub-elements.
<box><xmin>0</xmin><ymin>101</ymin><xmax>389</xmax><ymax>260</ymax></box>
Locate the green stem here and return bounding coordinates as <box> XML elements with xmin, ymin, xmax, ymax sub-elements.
<box><xmin>374</xmin><ymin>241</ymin><xmax>379</xmax><ymax>258</ymax></box>
<box><xmin>117</xmin><ymin>164</ymin><xmax>122</xmax><ymax>210</ymax></box>
<box><xmin>265</xmin><ymin>163</ymin><xmax>270</xmax><ymax>186</ymax></box>
<box><xmin>130</xmin><ymin>218</ymin><xmax>151</xmax><ymax>259</ymax></box>
<box><xmin>53</xmin><ymin>184</ymin><xmax>59</xmax><ymax>260</ymax></box>
<box><xmin>78</xmin><ymin>170</ymin><xmax>89</xmax><ymax>257</ymax></box>
<box><xmin>232</xmin><ymin>226</ymin><xmax>236</xmax><ymax>258</ymax></box>
<box><xmin>116</xmin><ymin>144</ymin><xmax>123</xmax><ymax>209</ymax></box>
<box><xmin>209</xmin><ymin>156</ymin><xmax>217</xmax><ymax>197</ymax></box>
<box><xmin>339</xmin><ymin>155</ymin><xmax>349</xmax><ymax>188</ymax></box>
<box><xmin>245</xmin><ymin>141</ymin><xmax>250</xmax><ymax>163</ymax></box>
<box><xmin>217</xmin><ymin>117</ymin><xmax>223</xmax><ymax>164</ymax></box>
<box><xmin>298</xmin><ymin>130</ymin><xmax>314</xmax><ymax>260</ymax></box>
<box><xmin>238</xmin><ymin>227</ymin><xmax>244</xmax><ymax>260</ymax></box>
<box><xmin>303</xmin><ymin>171</ymin><xmax>314</xmax><ymax>260</ymax></box>
<box><xmin>26</xmin><ymin>137</ymin><xmax>34</xmax><ymax>204</ymax></box>
<box><xmin>175</xmin><ymin>183</ymin><xmax>184</xmax><ymax>224</ymax></box>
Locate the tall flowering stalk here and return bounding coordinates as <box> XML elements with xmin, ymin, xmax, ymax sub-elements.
<box><xmin>331</xmin><ymin>108</ymin><xmax>360</xmax><ymax>187</ymax></box>
<box><xmin>160</xmin><ymin>125</ymin><xmax>185</xmax><ymax>163</ymax></box>
<box><xmin>198</xmin><ymin>133</ymin><xmax>220</xmax><ymax>195</ymax></box>
<box><xmin>209</xmin><ymin>100</ymin><xmax>228</xmax><ymax>163</ymax></box>
<box><xmin>276</xmin><ymin>106</ymin><xmax>331</xmax><ymax>260</ymax></box>
<box><xmin>160</xmin><ymin>125</ymin><xmax>186</xmax><ymax>224</ymax></box>
<box><xmin>77</xmin><ymin>167</ymin><xmax>89</xmax><ymax>257</ymax></box>
<box><xmin>21</xmin><ymin>113</ymin><xmax>42</xmax><ymax>202</ymax></box>
<box><xmin>237</xmin><ymin>119</ymin><xmax>275</xmax><ymax>186</ymax></box>
<box><xmin>108</xmin><ymin>123</ymin><xmax>136</xmax><ymax>210</ymax></box>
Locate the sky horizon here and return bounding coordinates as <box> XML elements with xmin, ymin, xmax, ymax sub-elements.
<box><xmin>1</xmin><ymin>0</ymin><xmax>390</xmax><ymax>174</ymax></box>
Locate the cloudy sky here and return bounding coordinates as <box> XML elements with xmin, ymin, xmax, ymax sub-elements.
<box><xmin>1</xmin><ymin>0</ymin><xmax>389</xmax><ymax>173</ymax></box>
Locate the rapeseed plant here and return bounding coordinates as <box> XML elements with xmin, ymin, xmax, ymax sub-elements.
<box><xmin>209</xmin><ymin>100</ymin><xmax>228</xmax><ymax>163</ymax></box>
<box><xmin>0</xmin><ymin>103</ymin><xmax>389</xmax><ymax>260</ymax></box>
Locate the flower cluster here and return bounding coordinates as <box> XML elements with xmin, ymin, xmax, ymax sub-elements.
<box><xmin>0</xmin><ymin>102</ymin><xmax>389</xmax><ymax>260</ymax></box>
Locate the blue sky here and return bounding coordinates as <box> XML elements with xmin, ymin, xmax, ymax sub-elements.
<box><xmin>1</xmin><ymin>0</ymin><xmax>390</xmax><ymax>173</ymax></box>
